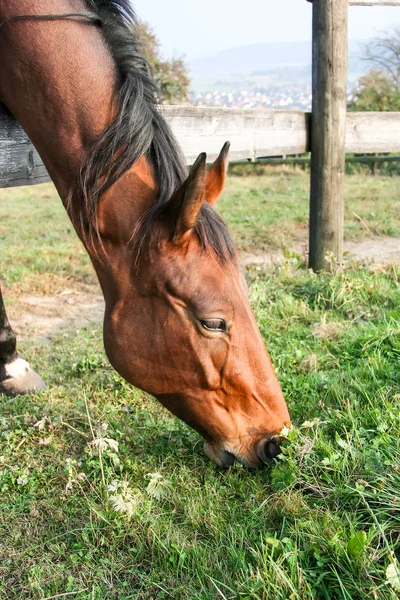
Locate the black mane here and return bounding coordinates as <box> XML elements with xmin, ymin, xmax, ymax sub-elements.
<box><xmin>79</xmin><ymin>0</ymin><xmax>236</xmax><ymax>262</ymax></box>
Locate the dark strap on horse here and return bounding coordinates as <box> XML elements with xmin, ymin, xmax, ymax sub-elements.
<box><xmin>0</xmin><ymin>12</ymin><xmax>102</xmax><ymax>32</ymax></box>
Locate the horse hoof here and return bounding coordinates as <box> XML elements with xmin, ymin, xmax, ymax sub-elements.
<box><xmin>0</xmin><ymin>358</ymin><xmax>47</xmax><ymax>397</ymax></box>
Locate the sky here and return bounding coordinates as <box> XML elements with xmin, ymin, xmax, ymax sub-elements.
<box><xmin>131</xmin><ymin>0</ymin><xmax>400</xmax><ymax>60</ymax></box>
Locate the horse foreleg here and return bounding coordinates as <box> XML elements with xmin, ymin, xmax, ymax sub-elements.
<box><xmin>0</xmin><ymin>286</ymin><xmax>46</xmax><ymax>396</ymax></box>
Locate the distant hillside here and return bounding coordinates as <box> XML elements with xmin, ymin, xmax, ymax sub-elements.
<box><xmin>189</xmin><ymin>39</ymin><xmax>368</xmax><ymax>90</ymax></box>
<box><xmin>190</xmin><ymin>42</ymin><xmax>312</xmax><ymax>77</ymax></box>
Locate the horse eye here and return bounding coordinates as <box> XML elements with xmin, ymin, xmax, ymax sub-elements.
<box><xmin>200</xmin><ymin>319</ymin><xmax>226</xmax><ymax>333</ymax></box>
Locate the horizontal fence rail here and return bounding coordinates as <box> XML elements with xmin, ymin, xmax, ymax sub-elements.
<box><xmin>349</xmin><ymin>0</ymin><xmax>400</xmax><ymax>5</ymax></box>
<box><xmin>0</xmin><ymin>109</ymin><xmax>49</xmax><ymax>188</ymax></box>
<box><xmin>238</xmin><ymin>154</ymin><xmax>400</xmax><ymax>165</ymax></box>
<box><xmin>1</xmin><ymin>105</ymin><xmax>400</xmax><ymax>188</ymax></box>
<box><xmin>308</xmin><ymin>1</ymin><xmax>400</xmax><ymax>6</ymax></box>
<box><xmin>346</xmin><ymin>112</ymin><xmax>400</xmax><ymax>152</ymax></box>
<box><xmin>161</xmin><ymin>106</ymin><xmax>310</xmax><ymax>163</ymax></box>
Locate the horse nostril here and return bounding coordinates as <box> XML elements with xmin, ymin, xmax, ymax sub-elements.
<box><xmin>264</xmin><ymin>440</ymin><xmax>281</xmax><ymax>460</ymax></box>
<box><xmin>258</xmin><ymin>438</ymin><xmax>282</xmax><ymax>464</ymax></box>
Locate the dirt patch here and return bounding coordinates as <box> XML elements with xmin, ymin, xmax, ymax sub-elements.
<box><xmin>344</xmin><ymin>237</ymin><xmax>400</xmax><ymax>263</ymax></box>
<box><xmin>241</xmin><ymin>236</ymin><xmax>400</xmax><ymax>267</ymax></box>
<box><xmin>8</xmin><ymin>287</ymin><xmax>104</xmax><ymax>341</ymax></box>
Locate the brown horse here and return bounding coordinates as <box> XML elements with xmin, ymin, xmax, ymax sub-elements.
<box><xmin>0</xmin><ymin>0</ymin><xmax>290</xmax><ymax>468</ymax></box>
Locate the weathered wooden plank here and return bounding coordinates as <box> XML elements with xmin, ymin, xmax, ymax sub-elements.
<box><xmin>309</xmin><ymin>0</ymin><xmax>348</xmax><ymax>272</ymax></box>
<box><xmin>161</xmin><ymin>106</ymin><xmax>310</xmax><ymax>163</ymax></box>
<box><xmin>349</xmin><ymin>0</ymin><xmax>400</xmax><ymax>6</ymax></box>
<box><xmin>346</xmin><ymin>112</ymin><xmax>400</xmax><ymax>152</ymax></box>
<box><xmin>0</xmin><ymin>109</ymin><xmax>49</xmax><ymax>188</ymax></box>
<box><xmin>309</xmin><ymin>0</ymin><xmax>400</xmax><ymax>5</ymax></box>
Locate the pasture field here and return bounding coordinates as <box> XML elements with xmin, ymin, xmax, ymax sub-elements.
<box><xmin>0</xmin><ymin>173</ymin><xmax>399</xmax><ymax>599</ymax></box>
<box><xmin>221</xmin><ymin>167</ymin><xmax>400</xmax><ymax>252</ymax></box>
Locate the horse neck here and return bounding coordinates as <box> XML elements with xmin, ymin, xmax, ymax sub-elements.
<box><xmin>0</xmin><ymin>0</ymin><xmax>157</xmax><ymax>262</ymax></box>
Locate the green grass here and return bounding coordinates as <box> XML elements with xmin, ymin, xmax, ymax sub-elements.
<box><xmin>218</xmin><ymin>168</ymin><xmax>400</xmax><ymax>251</ymax></box>
<box><xmin>0</xmin><ymin>261</ymin><xmax>399</xmax><ymax>598</ymax></box>
<box><xmin>0</xmin><ymin>176</ymin><xmax>400</xmax><ymax>598</ymax></box>
<box><xmin>0</xmin><ymin>184</ymin><xmax>94</xmax><ymax>294</ymax></box>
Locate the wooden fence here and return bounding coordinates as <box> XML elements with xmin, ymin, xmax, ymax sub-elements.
<box><xmin>1</xmin><ymin>0</ymin><xmax>400</xmax><ymax>269</ymax></box>
<box><xmin>308</xmin><ymin>0</ymin><xmax>400</xmax><ymax>269</ymax></box>
<box><xmin>2</xmin><ymin>107</ymin><xmax>400</xmax><ymax>188</ymax></box>
<box><xmin>349</xmin><ymin>1</ymin><xmax>400</xmax><ymax>5</ymax></box>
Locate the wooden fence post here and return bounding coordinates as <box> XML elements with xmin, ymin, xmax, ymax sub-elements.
<box><xmin>308</xmin><ymin>0</ymin><xmax>348</xmax><ymax>271</ymax></box>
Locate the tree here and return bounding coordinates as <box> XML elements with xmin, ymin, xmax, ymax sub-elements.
<box><xmin>363</xmin><ymin>26</ymin><xmax>400</xmax><ymax>92</ymax></box>
<box><xmin>348</xmin><ymin>69</ymin><xmax>400</xmax><ymax>112</ymax></box>
<box><xmin>133</xmin><ymin>21</ymin><xmax>190</xmax><ymax>104</ymax></box>
<box><xmin>349</xmin><ymin>28</ymin><xmax>400</xmax><ymax>112</ymax></box>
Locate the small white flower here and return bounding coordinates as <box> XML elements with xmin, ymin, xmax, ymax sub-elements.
<box><xmin>108</xmin><ymin>480</ymin><xmax>141</xmax><ymax>519</ymax></box>
<box><xmin>106</xmin><ymin>480</ymin><xmax>123</xmax><ymax>493</ymax></box>
<box><xmin>300</xmin><ymin>418</ymin><xmax>320</xmax><ymax>429</ymax></box>
<box><xmin>34</xmin><ymin>416</ymin><xmax>51</xmax><ymax>431</ymax></box>
<box><xmin>89</xmin><ymin>437</ymin><xmax>119</xmax><ymax>454</ymax></box>
<box><xmin>109</xmin><ymin>493</ymin><xmax>136</xmax><ymax>519</ymax></box>
<box><xmin>146</xmin><ymin>472</ymin><xmax>173</xmax><ymax>500</ymax></box>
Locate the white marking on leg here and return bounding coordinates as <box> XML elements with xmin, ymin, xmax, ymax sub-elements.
<box><xmin>5</xmin><ymin>358</ymin><xmax>30</xmax><ymax>379</ymax></box>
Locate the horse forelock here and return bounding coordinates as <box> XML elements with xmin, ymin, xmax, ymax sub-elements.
<box><xmin>130</xmin><ymin>201</ymin><xmax>237</xmax><ymax>270</ymax></box>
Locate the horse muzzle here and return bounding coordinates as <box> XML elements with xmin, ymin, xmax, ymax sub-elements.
<box><xmin>204</xmin><ymin>435</ymin><xmax>284</xmax><ymax>469</ymax></box>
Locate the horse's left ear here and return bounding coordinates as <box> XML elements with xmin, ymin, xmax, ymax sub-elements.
<box><xmin>166</xmin><ymin>152</ymin><xmax>207</xmax><ymax>242</ymax></box>
<box><xmin>205</xmin><ymin>141</ymin><xmax>230</xmax><ymax>206</ymax></box>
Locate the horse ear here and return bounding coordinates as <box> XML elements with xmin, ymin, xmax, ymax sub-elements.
<box><xmin>205</xmin><ymin>141</ymin><xmax>230</xmax><ymax>206</ymax></box>
<box><xmin>167</xmin><ymin>152</ymin><xmax>207</xmax><ymax>242</ymax></box>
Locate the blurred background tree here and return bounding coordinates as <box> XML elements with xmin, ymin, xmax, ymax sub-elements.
<box><xmin>349</xmin><ymin>27</ymin><xmax>400</xmax><ymax>111</ymax></box>
<box><xmin>349</xmin><ymin>69</ymin><xmax>400</xmax><ymax>111</ymax></box>
<box><xmin>134</xmin><ymin>21</ymin><xmax>190</xmax><ymax>104</ymax></box>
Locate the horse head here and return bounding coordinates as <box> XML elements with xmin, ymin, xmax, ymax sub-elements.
<box><xmin>100</xmin><ymin>144</ymin><xmax>290</xmax><ymax>468</ymax></box>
